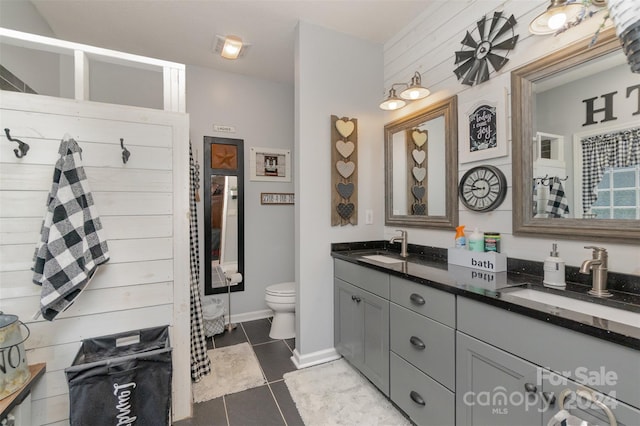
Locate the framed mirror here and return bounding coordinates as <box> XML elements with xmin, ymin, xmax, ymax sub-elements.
<box><xmin>204</xmin><ymin>136</ymin><xmax>245</xmax><ymax>295</ymax></box>
<box><xmin>384</xmin><ymin>95</ymin><xmax>459</xmax><ymax>229</ymax></box>
<box><xmin>511</xmin><ymin>28</ymin><xmax>640</xmax><ymax>242</ymax></box>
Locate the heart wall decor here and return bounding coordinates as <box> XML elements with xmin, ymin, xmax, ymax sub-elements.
<box><xmin>412</xmin><ymin>149</ymin><xmax>426</xmax><ymax>165</ymax></box>
<box><xmin>331</xmin><ymin>115</ymin><xmax>358</xmax><ymax>226</ymax></box>
<box><xmin>335</xmin><ymin>140</ymin><xmax>355</xmax><ymax>158</ymax></box>
<box><xmin>404</xmin><ymin>128</ymin><xmax>429</xmax><ymax>215</ymax></box>
<box><xmin>412</xmin><ymin>129</ymin><xmax>428</xmax><ymax>147</ymax></box>
<box><xmin>335</xmin><ymin>119</ymin><xmax>355</xmax><ymax>138</ymax></box>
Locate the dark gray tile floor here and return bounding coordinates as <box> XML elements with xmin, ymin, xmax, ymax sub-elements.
<box><xmin>174</xmin><ymin>318</ymin><xmax>304</xmax><ymax>426</ymax></box>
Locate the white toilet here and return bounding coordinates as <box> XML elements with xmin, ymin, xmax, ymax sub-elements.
<box><xmin>265</xmin><ymin>282</ymin><xmax>296</xmax><ymax>339</ymax></box>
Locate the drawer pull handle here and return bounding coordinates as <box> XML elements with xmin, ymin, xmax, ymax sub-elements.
<box><xmin>524</xmin><ymin>383</ymin><xmax>537</xmax><ymax>393</ymax></box>
<box><xmin>410</xmin><ymin>391</ymin><xmax>426</xmax><ymax>406</ymax></box>
<box><xmin>351</xmin><ymin>295</ymin><xmax>361</xmax><ymax>303</ymax></box>
<box><xmin>558</xmin><ymin>388</ymin><xmax>617</xmax><ymax>426</ymax></box>
<box><xmin>409</xmin><ymin>336</ymin><xmax>426</xmax><ymax>350</ymax></box>
<box><xmin>410</xmin><ymin>293</ymin><xmax>426</xmax><ymax>306</ymax></box>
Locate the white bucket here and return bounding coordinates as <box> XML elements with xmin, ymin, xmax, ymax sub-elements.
<box><xmin>0</xmin><ymin>312</ymin><xmax>31</xmax><ymax>400</ymax></box>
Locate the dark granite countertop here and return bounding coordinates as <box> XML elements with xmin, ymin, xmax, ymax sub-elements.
<box><xmin>331</xmin><ymin>244</ymin><xmax>640</xmax><ymax>350</ymax></box>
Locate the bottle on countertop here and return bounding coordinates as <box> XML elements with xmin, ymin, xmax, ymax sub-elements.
<box><xmin>543</xmin><ymin>243</ymin><xmax>566</xmax><ymax>288</ymax></box>
<box><xmin>468</xmin><ymin>227</ymin><xmax>484</xmax><ymax>252</ymax></box>
<box><xmin>455</xmin><ymin>225</ymin><xmax>466</xmax><ymax>249</ymax></box>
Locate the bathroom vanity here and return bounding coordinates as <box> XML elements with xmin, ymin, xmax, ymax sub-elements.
<box><xmin>332</xmin><ymin>247</ymin><xmax>640</xmax><ymax>426</ymax></box>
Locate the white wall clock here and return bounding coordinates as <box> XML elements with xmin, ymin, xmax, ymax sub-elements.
<box><xmin>458</xmin><ymin>165</ymin><xmax>507</xmax><ymax>212</ymax></box>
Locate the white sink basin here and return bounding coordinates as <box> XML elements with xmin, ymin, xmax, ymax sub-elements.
<box><xmin>361</xmin><ymin>254</ymin><xmax>405</xmax><ymax>264</ymax></box>
<box><xmin>507</xmin><ymin>288</ymin><xmax>640</xmax><ymax>328</ymax></box>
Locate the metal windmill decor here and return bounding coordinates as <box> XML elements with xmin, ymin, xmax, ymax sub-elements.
<box><xmin>454</xmin><ymin>11</ymin><xmax>519</xmax><ymax>86</ymax></box>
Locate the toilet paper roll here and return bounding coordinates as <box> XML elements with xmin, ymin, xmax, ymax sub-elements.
<box><xmin>226</xmin><ymin>273</ymin><xmax>243</xmax><ymax>285</ymax></box>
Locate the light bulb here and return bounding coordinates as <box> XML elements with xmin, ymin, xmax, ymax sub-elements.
<box><xmin>407</xmin><ymin>90</ymin><xmax>420</xmax><ymax>100</ymax></box>
<box><xmin>224</xmin><ymin>44</ymin><xmax>240</xmax><ymax>56</ymax></box>
<box><xmin>547</xmin><ymin>11</ymin><xmax>567</xmax><ymax>30</ymax></box>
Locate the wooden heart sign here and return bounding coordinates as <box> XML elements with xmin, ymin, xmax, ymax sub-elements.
<box><xmin>412</xmin><ymin>130</ymin><xmax>427</xmax><ymax>147</ymax></box>
<box><xmin>412</xmin><ymin>203</ymin><xmax>427</xmax><ymax>215</ymax></box>
<box><xmin>336</xmin><ymin>203</ymin><xmax>355</xmax><ymax>219</ymax></box>
<box><xmin>335</xmin><ymin>119</ymin><xmax>355</xmax><ymax>138</ymax></box>
<box><xmin>411</xmin><ymin>185</ymin><xmax>426</xmax><ymax>200</ymax></box>
<box><xmin>336</xmin><ymin>140</ymin><xmax>355</xmax><ymax>158</ymax></box>
<box><xmin>412</xmin><ymin>149</ymin><xmax>426</xmax><ymax>165</ymax></box>
<box><xmin>336</xmin><ymin>182</ymin><xmax>355</xmax><ymax>199</ymax></box>
<box><xmin>336</xmin><ymin>161</ymin><xmax>355</xmax><ymax>179</ymax></box>
<box><xmin>412</xmin><ymin>166</ymin><xmax>426</xmax><ymax>182</ymax></box>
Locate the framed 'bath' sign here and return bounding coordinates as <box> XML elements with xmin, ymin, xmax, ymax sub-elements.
<box><xmin>331</xmin><ymin>115</ymin><xmax>358</xmax><ymax>226</ymax></box>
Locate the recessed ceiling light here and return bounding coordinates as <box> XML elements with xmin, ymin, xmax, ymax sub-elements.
<box><xmin>214</xmin><ymin>35</ymin><xmax>250</xmax><ymax>60</ymax></box>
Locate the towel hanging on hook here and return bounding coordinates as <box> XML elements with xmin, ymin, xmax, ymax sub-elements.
<box><xmin>120</xmin><ymin>138</ymin><xmax>130</xmax><ymax>164</ymax></box>
<box><xmin>4</xmin><ymin>128</ymin><xmax>30</xmax><ymax>158</ymax></box>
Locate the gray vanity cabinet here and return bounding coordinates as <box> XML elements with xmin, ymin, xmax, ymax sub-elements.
<box><xmin>456</xmin><ymin>332</ymin><xmax>542</xmax><ymax>426</ymax></box>
<box><xmin>334</xmin><ymin>260</ymin><xmax>390</xmax><ymax>395</ymax></box>
<box><xmin>389</xmin><ymin>276</ymin><xmax>456</xmax><ymax>425</ymax></box>
<box><xmin>457</xmin><ymin>297</ymin><xmax>640</xmax><ymax>426</ymax></box>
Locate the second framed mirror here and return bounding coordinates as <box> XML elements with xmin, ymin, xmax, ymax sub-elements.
<box><xmin>384</xmin><ymin>95</ymin><xmax>459</xmax><ymax>229</ymax></box>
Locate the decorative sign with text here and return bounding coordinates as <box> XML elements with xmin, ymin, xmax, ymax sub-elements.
<box><xmin>469</xmin><ymin>104</ymin><xmax>497</xmax><ymax>152</ymax></box>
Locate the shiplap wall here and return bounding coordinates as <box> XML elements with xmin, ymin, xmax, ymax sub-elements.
<box><xmin>0</xmin><ymin>91</ymin><xmax>190</xmax><ymax>424</ymax></box>
<box><xmin>382</xmin><ymin>0</ymin><xmax>640</xmax><ymax>274</ymax></box>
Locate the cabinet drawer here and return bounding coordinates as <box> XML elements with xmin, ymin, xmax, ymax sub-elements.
<box><xmin>391</xmin><ymin>303</ymin><xmax>455</xmax><ymax>391</ymax></box>
<box><xmin>334</xmin><ymin>259</ymin><xmax>389</xmax><ymax>299</ymax></box>
<box><xmin>390</xmin><ymin>275</ymin><xmax>455</xmax><ymax>327</ymax></box>
<box><xmin>390</xmin><ymin>352</ymin><xmax>454</xmax><ymax>426</ymax></box>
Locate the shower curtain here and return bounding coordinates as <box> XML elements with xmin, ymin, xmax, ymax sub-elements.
<box><xmin>189</xmin><ymin>142</ymin><xmax>211</xmax><ymax>381</ymax></box>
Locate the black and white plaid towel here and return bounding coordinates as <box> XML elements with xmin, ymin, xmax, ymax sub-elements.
<box><xmin>546</xmin><ymin>177</ymin><xmax>570</xmax><ymax>218</ymax></box>
<box><xmin>32</xmin><ymin>137</ymin><xmax>109</xmax><ymax>321</ymax></box>
<box><xmin>189</xmin><ymin>142</ymin><xmax>211</xmax><ymax>381</ymax></box>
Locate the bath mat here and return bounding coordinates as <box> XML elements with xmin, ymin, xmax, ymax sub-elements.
<box><xmin>284</xmin><ymin>358</ymin><xmax>411</xmax><ymax>426</ymax></box>
<box><xmin>192</xmin><ymin>342</ymin><xmax>266</xmax><ymax>403</ymax></box>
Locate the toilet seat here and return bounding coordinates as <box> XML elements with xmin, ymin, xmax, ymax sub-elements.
<box><xmin>266</xmin><ymin>281</ymin><xmax>295</xmax><ymax>296</ymax></box>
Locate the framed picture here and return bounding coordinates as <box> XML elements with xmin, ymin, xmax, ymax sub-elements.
<box><xmin>260</xmin><ymin>192</ymin><xmax>294</xmax><ymax>205</ymax></box>
<box><xmin>250</xmin><ymin>147</ymin><xmax>291</xmax><ymax>182</ymax></box>
<box><xmin>458</xmin><ymin>87</ymin><xmax>508</xmax><ymax>164</ymax></box>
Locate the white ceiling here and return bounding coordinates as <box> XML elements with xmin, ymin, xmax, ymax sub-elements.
<box><xmin>31</xmin><ymin>0</ymin><xmax>434</xmax><ymax>84</ymax></box>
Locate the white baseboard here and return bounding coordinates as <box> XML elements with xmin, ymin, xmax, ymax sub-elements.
<box><xmin>229</xmin><ymin>309</ymin><xmax>273</xmax><ymax>324</ymax></box>
<box><xmin>291</xmin><ymin>347</ymin><xmax>341</xmax><ymax>369</ymax></box>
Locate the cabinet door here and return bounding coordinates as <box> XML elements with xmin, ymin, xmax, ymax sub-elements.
<box><xmin>334</xmin><ymin>278</ymin><xmax>362</xmax><ymax>364</ymax></box>
<box><xmin>360</xmin><ymin>289</ymin><xmax>390</xmax><ymax>396</ymax></box>
<box><xmin>541</xmin><ymin>370</ymin><xmax>640</xmax><ymax>426</ymax></box>
<box><xmin>456</xmin><ymin>332</ymin><xmax>542</xmax><ymax>426</ymax></box>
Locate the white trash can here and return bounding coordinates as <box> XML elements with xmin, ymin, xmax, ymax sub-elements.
<box><xmin>202</xmin><ymin>297</ymin><xmax>225</xmax><ymax>337</ymax></box>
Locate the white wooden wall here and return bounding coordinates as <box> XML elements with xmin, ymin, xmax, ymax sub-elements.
<box><xmin>382</xmin><ymin>0</ymin><xmax>640</xmax><ymax>274</ymax></box>
<box><xmin>0</xmin><ymin>91</ymin><xmax>191</xmax><ymax>424</ymax></box>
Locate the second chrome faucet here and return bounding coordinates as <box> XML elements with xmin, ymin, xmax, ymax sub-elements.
<box><xmin>390</xmin><ymin>230</ymin><xmax>408</xmax><ymax>258</ymax></box>
<box><xmin>579</xmin><ymin>246</ymin><xmax>612</xmax><ymax>298</ymax></box>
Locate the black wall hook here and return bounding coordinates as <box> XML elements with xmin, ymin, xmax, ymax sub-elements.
<box><xmin>120</xmin><ymin>138</ymin><xmax>130</xmax><ymax>164</ymax></box>
<box><xmin>5</xmin><ymin>128</ymin><xmax>30</xmax><ymax>158</ymax></box>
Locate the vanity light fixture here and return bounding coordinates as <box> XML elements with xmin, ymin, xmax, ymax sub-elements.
<box><xmin>379</xmin><ymin>86</ymin><xmax>407</xmax><ymax>111</ymax></box>
<box><xmin>529</xmin><ymin>0</ymin><xmax>586</xmax><ymax>35</ymax></box>
<box><xmin>379</xmin><ymin>71</ymin><xmax>430</xmax><ymax>110</ymax></box>
<box><xmin>400</xmin><ymin>72</ymin><xmax>431</xmax><ymax>100</ymax></box>
<box><xmin>215</xmin><ymin>35</ymin><xmax>248</xmax><ymax>60</ymax></box>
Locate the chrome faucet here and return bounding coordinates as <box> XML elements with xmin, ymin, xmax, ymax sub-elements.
<box><xmin>579</xmin><ymin>246</ymin><xmax>612</xmax><ymax>297</ymax></box>
<box><xmin>390</xmin><ymin>230</ymin><xmax>408</xmax><ymax>258</ymax></box>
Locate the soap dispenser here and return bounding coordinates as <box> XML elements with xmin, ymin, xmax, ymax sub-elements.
<box><xmin>543</xmin><ymin>243</ymin><xmax>566</xmax><ymax>288</ymax></box>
